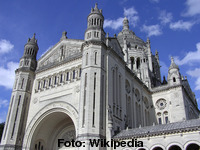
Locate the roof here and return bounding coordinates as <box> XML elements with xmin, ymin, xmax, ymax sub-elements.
<box><xmin>113</xmin><ymin>118</ymin><xmax>200</xmax><ymax>139</ymax></box>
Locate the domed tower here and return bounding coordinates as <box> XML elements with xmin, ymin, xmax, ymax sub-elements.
<box><xmin>1</xmin><ymin>34</ymin><xmax>38</xmax><ymax>150</ymax></box>
<box><xmin>84</xmin><ymin>3</ymin><xmax>106</xmax><ymax>42</ymax></box>
<box><xmin>118</xmin><ymin>17</ymin><xmax>154</xmax><ymax>87</ymax></box>
<box><xmin>19</xmin><ymin>33</ymin><xmax>38</xmax><ymax>71</ymax></box>
<box><xmin>167</xmin><ymin>57</ymin><xmax>181</xmax><ymax>85</ymax></box>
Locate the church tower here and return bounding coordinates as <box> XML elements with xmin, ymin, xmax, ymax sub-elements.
<box><xmin>78</xmin><ymin>3</ymin><xmax>106</xmax><ymax>149</ymax></box>
<box><xmin>167</xmin><ymin>57</ymin><xmax>181</xmax><ymax>85</ymax></box>
<box><xmin>1</xmin><ymin>34</ymin><xmax>38</xmax><ymax>150</ymax></box>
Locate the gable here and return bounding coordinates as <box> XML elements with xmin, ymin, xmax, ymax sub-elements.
<box><xmin>37</xmin><ymin>39</ymin><xmax>84</xmax><ymax>70</ymax></box>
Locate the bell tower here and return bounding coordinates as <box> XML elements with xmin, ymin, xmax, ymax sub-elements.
<box><xmin>78</xmin><ymin>3</ymin><xmax>107</xmax><ymax>149</ymax></box>
<box><xmin>0</xmin><ymin>34</ymin><xmax>38</xmax><ymax>150</ymax></box>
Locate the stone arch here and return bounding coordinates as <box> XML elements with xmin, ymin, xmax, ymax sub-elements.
<box><xmin>184</xmin><ymin>140</ymin><xmax>200</xmax><ymax>150</ymax></box>
<box><xmin>150</xmin><ymin>144</ymin><xmax>165</xmax><ymax>150</ymax></box>
<box><xmin>167</xmin><ymin>142</ymin><xmax>183</xmax><ymax>150</ymax></box>
<box><xmin>22</xmin><ymin>101</ymin><xmax>78</xmax><ymax>149</ymax></box>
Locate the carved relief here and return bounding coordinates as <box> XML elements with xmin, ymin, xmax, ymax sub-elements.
<box><xmin>39</xmin><ymin>45</ymin><xmax>81</xmax><ymax>68</ymax></box>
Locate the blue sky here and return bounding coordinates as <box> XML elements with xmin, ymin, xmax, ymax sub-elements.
<box><xmin>0</xmin><ymin>0</ymin><xmax>200</xmax><ymax>123</ymax></box>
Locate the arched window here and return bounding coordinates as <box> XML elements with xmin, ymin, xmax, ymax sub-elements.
<box><xmin>168</xmin><ymin>145</ymin><xmax>181</xmax><ymax>150</ymax></box>
<box><xmin>164</xmin><ymin>111</ymin><xmax>169</xmax><ymax>124</ymax></box>
<box><xmin>152</xmin><ymin>147</ymin><xmax>163</xmax><ymax>150</ymax></box>
<box><xmin>186</xmin><ymin>143</ymin><xmax>200</xmax><ymax>150</ymax></box>
<box><xmin>157</xmin><ymin>112</ymin><xmax>162</xmax><ymax>124</ymax></box>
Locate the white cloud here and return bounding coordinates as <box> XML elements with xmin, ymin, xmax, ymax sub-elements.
<box><xmin>158</xmin><ymin>10</ymin><xmax>173</xmax><ymax>25</ymax></box>
<box><xmin>187</xmin><ymin>68</ymin><xmax>200</xmax><ymax>90</ymax></box>
<box><xmin>183</xmin><ymin>0</ymin><xmax>200</xmax><ymax>16</ymax></box>
<box><xmin>104</xmin><ymin>7</ymin><xmax>139</xmax><ymax>30</ymax></box>
<box><xmin>0</xmin><ymin>99</ymin><xmax>9</xmax><ymax>108</ymax></box>
<box><xmin>104</xmin><ymin>17</ymin><xmax>124</xmax><ymax>30</ymax></box>
<box><xmin>0</xmin><ymin>39</ymin><xmax>14</xmax><ymax>54</ymax></box>
<box><xmin>0</xmin><ymin>61</ymin><xmax>19</xmax><ymax>89</ymax></box>
<box><xmin>141</xmin><ymin>24</ymin><xmax>162</xmax><ymax>37</ymax></box>
<box><xmin>169</xmin><ymin>20</ymin><xmax>195</xmax><ymax>31</ymax></box>
<box><xmin>124</xmin><ymin>7</ymin><xmax>139</xmax><ymax>27</ymax></box>
<box><xmin>174</xmin><ymin>42</ymin><xmax>200</xmax><ymax>66</ymax></box>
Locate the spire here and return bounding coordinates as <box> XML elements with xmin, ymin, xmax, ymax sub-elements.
<box><xmin>91</xmin><ymin>3</ymin><xmax>102</xmax><ymax>14</ymax></box>
<box><xmin>123</xmin><ymin>17</ymin><xmax>129</xmax><ymax>30</ymax></box>
<box><xmin>28</xmin><ymin>33</ymin><xmax>37</xmax><ymax>44</ymax></box>
<box><xmin>169</xmin><ymin>57</ymin><xmax>179</xmax><ymax>70</ymax></box>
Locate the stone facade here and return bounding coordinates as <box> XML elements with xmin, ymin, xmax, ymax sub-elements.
<box><xmin>0</xmin><ymin>3</ymin><xmax>199</xmax><ymax>150</ymax></box>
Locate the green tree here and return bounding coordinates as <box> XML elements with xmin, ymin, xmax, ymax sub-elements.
<box><xmin>0</xmin><ymin>122</ymin><xmax>5</xmax><ymax>142</ymax></box>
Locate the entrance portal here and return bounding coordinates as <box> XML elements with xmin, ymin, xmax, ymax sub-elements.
<box><xmin>30</xmin><ymin>112</ymin><xmax>76</xmax><ymax>150</ymax></box>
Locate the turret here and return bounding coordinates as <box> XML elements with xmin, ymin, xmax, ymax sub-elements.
<box><xmin>84</xmin><ymin>3</ymin><xmax>105</xmax><ymax>42</ymax></box>
<box><xmin>19</xmin><ymin>33</ymin><xmax>39</xmax><ymax>71</ymax></box>
<box><xmin>167</xmin><ymin>57</ymin><xmax>181</xmax><ymax>85</ymax></box>
<box><xmin>0</xmin><ymin>34</ymin><xmax>38</xmax><ymax>150</ymax></box>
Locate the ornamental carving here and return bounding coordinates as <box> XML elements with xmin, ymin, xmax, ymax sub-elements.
<box><xmin>156</xmin><ymin>99</ymin><xmax>167</xmax><ymax>110</ymax></box>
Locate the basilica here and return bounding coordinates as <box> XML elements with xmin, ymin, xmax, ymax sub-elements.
<box><xmin>0</xmin><ymin>3</ymin><xmax>199</xmax><ymax>150</ymax></box>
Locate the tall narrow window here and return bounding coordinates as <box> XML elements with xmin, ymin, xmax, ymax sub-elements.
<box><xmin>27</xmin><ymin>79</ymin><xmax>31</xmax><ymax>91</ymax></box>
<box><xmin>54</xmin><ymin>76</ymin><xmax>57</xmax><ymax>85</ymax></box>
<box><xmin>60</xmin><ymin>74</ymin><xmax>63</xmax><ymax>83</ymax></box>
<box><xmin>82</xmin><ymin>73</ymin><xmax>87</xmax><ymax>127</ymax></box>
<box><xmin>94</xmin><ymin>52</ymin><xmax>97</xmax><ymax>65</ymax></box>
<box><xmin>11</xmin><ymin>95</ymin><xmax>21</xmax><ymax>139</ymax></box>
<box><xmin>38</xmin><ymin>81</ymin><xmax>40</xmax><ymax>90</ymax></box>
<box><xmin>136</xmin><ymin>58</ymin><xmax>140</xmax><ymax>69</ymax></box>
<box><xmin>86</xmin><ymin>53</ymin><xmax>88</xmax><ymax>65</ymax></box>
<box><xmin>49</xmin><ymin>78</ymin><xmax>51</xmax><ymax>87</ymax></box>
<box><xmin>158</xmin><ymin>118</ymin><xmax>162</xmax><ymax>124</ymax></box>
<box><xmin>101</xmin><ymin>74</ymin><xmax>104</xmax><ymax>129</ymax></box>
<box><xmin>21</xmin><ymin>78</ymin><xmax>24</xmax><ymax>89</ymax></box>
<box><xmin>131</xmin><ymin>57</ymin><xmax>134</xmax><ymax>70</ymax></box>
<box><xmin>79</xmin><ymin>68</ymin><xmax>82</xmax><ymax>77</ymax></box>
<box><xmin>43</xmin><ymin>80</ymin><xmax>46</xmax><ymax>88</ymax></box>
<box><xmin>165</xmin><ymin>116</ymin><xmax>168</xmax><ymax>124</ymax></box>
<box><xmin>73</xmin><ymin>70</ymin><xmax>75</xmax><ymax>79</ymax></box>
<box><xmin>112</xmin><ymin>70</ymin><xmax>115</xmax><ymax>113</ymax></box>
<box><xmin>92</xmin><ymin>73</ymin><xmax>96</xmax><ymax>127</ymax></box>
<box><xmin>66</xmin><ymin>72</ymin><xmax>69</xmax><ymax>81</ymax></box>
